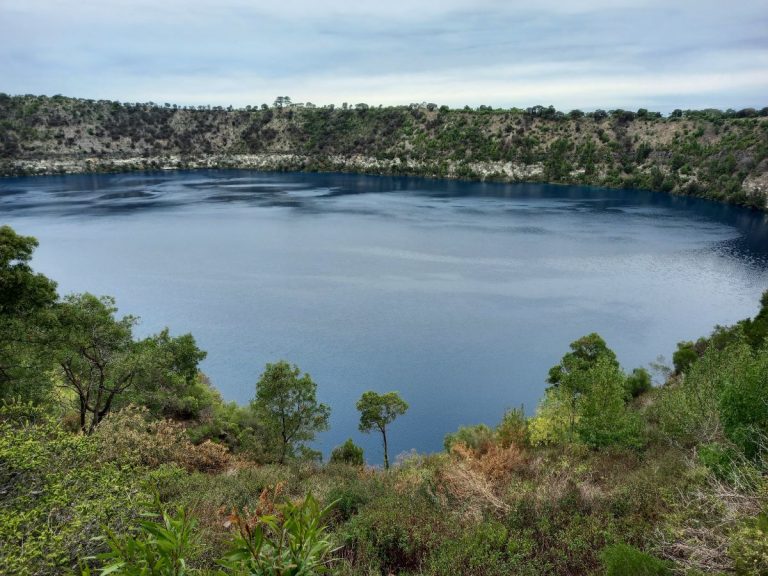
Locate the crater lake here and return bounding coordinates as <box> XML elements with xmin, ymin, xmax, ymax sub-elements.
<box><xmin>2</xmin><ymin>170</ymin><xmax>768</xmax><ymax>462</ymax></box>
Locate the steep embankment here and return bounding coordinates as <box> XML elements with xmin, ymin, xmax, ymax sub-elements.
<box><xmin>1</xmin><ymin>94</ymin><xmax>767</xmax><ymax>209</ymax></box>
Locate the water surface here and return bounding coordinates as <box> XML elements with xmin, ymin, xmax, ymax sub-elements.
<box><xmin>2</xmin><ymin>170</ymin><xmax>767</xmax><ymax>462</ymax></box>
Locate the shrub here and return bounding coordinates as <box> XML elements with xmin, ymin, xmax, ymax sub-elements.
<box><xmin>329</xmin><ymin>438</ymin><xmax>364</xmax><ymax>467</ymax></box>
<box><xmin>0</xmin><ymin>403</ymin><xmax>145</xmax><ymax>575</ymax></box>
<box><xmin>626</xmin><ymin>368</ymin><xmax>652</xmax><ymax>398</ymax></box>
<box><xmin>85</xmin><ymin>498</ymin><xmax>196</xmax><ymax>576</ymax></box>
<box><xmin>221</xmin><ymin>492</ymin><xmax>337</xmax><ymax>575</ymax></box>
<box><xmin>496</xmin><ymin>406</ymin><xmax>528</xmax><ymax>448</ymax></box>
<box><xmin>344</xmin><ymin>490</ymin><xmax>454</xmax><ymax>574</ymax></box>
<box><xmin>600</xmin><ymin>543</ymin><xmax>671</xmax><ymax>575</ymax></box>
<box><xmin>424</xmin><ymin>521</ymin><xmax>520</xmax><ymax>576</ymax></box>
<box><xmin>95</xmin><ymin>405</ymin><xmax>231</xmax><ymax>472</ymax></box>
<box><xmin>444</xmin><ymin>423</ymin><xmax>494</xmax><ymax>453</ymax></box>
<box><xmin>729</xmin><ymin>513</ymin><xmax>768</xmax><ymax>575</ymax></box>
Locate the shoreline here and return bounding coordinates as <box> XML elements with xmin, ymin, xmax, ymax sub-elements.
<box><xmin>4</xmin><ymin>153</ymin><xmax>768</xmax><ymax>212</ymax></box>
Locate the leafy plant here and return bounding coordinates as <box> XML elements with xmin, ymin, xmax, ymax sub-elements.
<box><xmin>220</xmin><ymin>491</ymin><xmax>337</xmax><ymax>575</ymax></box>
<box><xmin>86</xmin><ymin>498</ymin><xmax>197</xmax><ymax>576</ymax></box>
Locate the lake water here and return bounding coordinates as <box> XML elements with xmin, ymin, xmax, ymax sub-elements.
<box><xmin>2</xmin><ymin>170</ymin><xmax>768</xmax><ymax>462</ymax></box>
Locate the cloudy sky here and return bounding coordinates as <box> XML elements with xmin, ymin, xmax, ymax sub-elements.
<box><xmin>1</xmin><ymin>0</ymin><xmax>766</xmax><ymax>111</ymax></box>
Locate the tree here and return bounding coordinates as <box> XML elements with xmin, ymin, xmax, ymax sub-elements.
<box><xmin>329</xmin><ymin>438</ymin><xmax>364</xmax><ymax>466</ymax></box>
<box><xmin>576</xmin><ymin>357</ymin><xmax>642</xmax><ymax>449</ymax></box>
<box><xmin>51</xmin><ymin>293</ymin><xmax>142</xmax><ymax>434</ymax></box>
<box><xmin>356</xmin><ymin>391</ymin><xmax>408</xmax><ymax>469</ymax></box>
<box><xmin>122</xmin><ymin>328</ymin><xmax>208</xmax><ymax>419</ymax></box>
<box><xmin>251</xmin><ymin>361</ymin><xmax>330</xmax><ymax>464</ymax></box>
<box><xmin>273</xmin><ymin>96</ymin><xmax>292</xmax><ymax>109</ymax></box>
<box><xmin>0</xmin><ymin>226</ymin><xmax>58</xmax><ymax>402</ymax></box>
<box><xmin>547</xmin><ymin>332</ymin><xmax>618</xmax><ymax>385</ymax></box>
<box><xmin>625</xmin><ymin>367</ymin><xmax>652</xmax><ymax>398</ymax></box>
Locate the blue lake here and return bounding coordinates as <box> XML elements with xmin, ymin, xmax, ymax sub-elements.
<box><xmin>2</xmin><ymin>170</ymin><xmax>768</xmax><ymax>462</ymax></box>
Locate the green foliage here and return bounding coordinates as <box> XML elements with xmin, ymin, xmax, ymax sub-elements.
<box><xmin>697</xmin><ymin>442</ymin><xmax>743</xmax><ymax>481</ymax></box>
<box><xmin>532</xmin><ymin>335</ymin><xmax>642</xmax><ymax>449</ymax></box>
<box><xmin>88</xmin><ymin>498</ymin><xmax>197</xmax><ymax>576</ymax></box>
<box><xmin>547</xmin><ymin>332</ymin><xmax>619</xmax><ymax>385</ymax></box>
<box><xmin>716</xmin><ymin>343</ymin><xmax>768</xmax><ymax>459</ymax></box>
<box><xmin>576</xmin><ymin>359</ymin><xmax>644</xmax><ymax>449</ymax></box>
<box><xmin>742</xmin><ymin>290</ymin><xmax>768</xmax><ymax>350</ymax></box>
<box><xmin>221</xmin><ymin>493</ymin><xmax>337</xmax><ymax>575</ymax></box>
<box><xmin>251</xmin><ymin>361</ymin><xmax>330</xmax><ymax>464</ymax></box>
<box><xmin>626</xmin><ymin>368</ymin><xmax>652</xmax><ymax>398</ymax></box>
<box><xmin>52</xmin><ymin>293</ymin><xmax>140</xmax><ymax>433</ymax></box>
<box><xmin>0</xmin><ymin>225</ymin><xmax>58</xmax><ymax>402</ymax></box>
<box><xmin>600</xmin><ymin>543</ymin><xmax>670</xmax><ymax>576</ymax></box>
<box><xmin>424</xmin><ymin>521</ymin><xmax>521</xmax><ymax>576</ymax></box>
<box><xmin>356</xmin><ymin>391</ymin><xmax>408</xmax><ymax>469</ymax></box>
<box><xmin>343</xmin><ymin>490</ymin><xmax>451</xmax><ymax>574</ymax></box>
<box><xmin>0</xmin><ymin>402</ymin><xmax>146</xmax><ymax>575</ymax></box>
<box><xmin>496</xmin><ymin>406</ymin><xmax>529</xmax><ymax>447</ymax></box>
<box><xmin>122</xmin><ymin>329</ymin><xmax>208</xmax><ymax>420</ymax></box>
<box><xmin>672</xmin><ymin>340</ymin><xmax>699</xmax><ymax>374</ymax></box>
<box><xmin>729</xmin><ymin>513</ymin><xmax>768</xmax><ymax>575</ymax></box>
<box><xmin>443</xmin><ymin>423</ymin><xmax>494</xmax><ymax>452</ymax></box>
<box><xmin>329</xmin><ymin>438</ymin><xmax>364</xmax><ymax>467</ymax></box>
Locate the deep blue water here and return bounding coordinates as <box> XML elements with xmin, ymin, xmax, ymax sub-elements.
<box><xmin>2</xmin><ymin>170</ymin><xmax>768</xmax><ymax>463</ymax></box>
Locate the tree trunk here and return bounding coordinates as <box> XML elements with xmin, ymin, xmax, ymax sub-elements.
<box><xmin>382</xmin><ymin>426</ymin><xmax>389</xmax><ymax>470</ymax></box>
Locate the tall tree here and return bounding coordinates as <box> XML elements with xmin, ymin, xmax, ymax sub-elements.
<box><xmin>251</xmin><ymin>361</ymin><xmax>330</xmax><ymax>464</ymax></box>
<box><xmin>356</xmin><ymin>391</ymin><xmax>408</xmax><ymax>469</ymax></box>
<box><xmin>0</xmin><ymin>225</ymin><xmax>58</xmax><ymax>402</ymax></box>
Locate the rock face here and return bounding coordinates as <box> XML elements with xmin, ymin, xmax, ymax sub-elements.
<box><xmin>743</xmin><ymin>169</ymin><xmax>768</xmax><ymax>210</ymax></box>
<box><xmin>2</xmin><ymin>95</ymin><xmax>767</xmax><ymax>210</ymax></box>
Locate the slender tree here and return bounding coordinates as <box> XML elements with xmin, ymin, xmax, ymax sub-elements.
<box><xmin>356</xmin><ymin>391</ymin><xmax>408</xmax><ymax>469</ymax></box>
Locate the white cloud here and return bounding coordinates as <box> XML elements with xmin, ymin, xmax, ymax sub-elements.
<box><xmin>1</xmin><ymin>0</ymin><xmax>766</xmax><ymax>109</ymax></box>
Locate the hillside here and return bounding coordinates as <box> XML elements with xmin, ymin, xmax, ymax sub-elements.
<box><xmin>2</xmin><ymin>94</ymin><xmax>768</xmax><ymax>210</ymax></box>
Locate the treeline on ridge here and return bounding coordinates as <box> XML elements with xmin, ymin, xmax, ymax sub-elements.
<box><xmin>1</xmin><ymin>93</ymin><xmax>767</xmax><ymax>210</ymax></box>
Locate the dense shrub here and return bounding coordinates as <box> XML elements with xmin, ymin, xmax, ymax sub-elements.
<box><xmin>0</xmin><ymin>403</ymin><xmax>146</xmax><ymax>575</ymax></box>
<box><xmin>329</xmin><ymin>438</ymin><xmax>364</xmax><ymax>467</ymax></box>
<box><xmin>600</xmin><ymin>543</ymin><xmax>671</xmax><ymax>576</ymax></box>
<box><xmin>95</xmin><ymin>405</ymin><xmax>231</xmax><ymax>472</ymax></box>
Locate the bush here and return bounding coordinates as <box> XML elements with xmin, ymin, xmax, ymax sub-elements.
<box><xmin>85</xmin><ymin>498</ymin><xmax>196</xmax><ymax>576</ymax></box>
<box><xmin>0</xmin><ymin>403</ymin><xmax>146</xmax><ymax>575</ymax></box>
<box><xmin>344</xmin><ymin>490</ymin><xmax>454</xmax><ymax>574</ymax></box>
<box><xmin>221</xmin><ymin>492</ymin><xmax>337</xmax><ymax>575</ymax></box>
<box><xmin>424</xmin><ymin>521</ymin><xmax>521</xmax><ymax>576</ymax></box>
<box><xmin>95</xmin><ymin>405</ymin><xmax>231</xmax><ymax>472</ymax></box>
<box><xmin>600</xmin><ymin>543</ymin><xmax>670</xmax><ymax>576</ymax></box>
<box><xmin>496</xmin><ymin>406</ymin><xmax>528</xmax><ymax>447</ymax></box>
<box><xmin>626</xmin><ymin>368</ymin><xmax>652</xmax><ymax>398</ymax></box>
<box><xmin>444</xmin><ymin>423</ymin><xmax>494</xmax><ymax>453</ymax></box>
<box><xmin>729</xmin><ymin>513</ymin><xmax>768</xmax><ymax>575</ymax></box>
<box><xmin>330</xmin><ymin>438</ymin><xmax>364</xmax><ymax>466</ymax></box>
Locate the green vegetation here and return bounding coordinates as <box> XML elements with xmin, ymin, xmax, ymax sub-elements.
<box><xmin>251</xmin><ymin>361</ymin><xmax>330</xmax><ymax>464</ymax></box>
<box><xmin>1</xmin><ymin>94</ymin><xmax>767</xmax><ymax>210</ymax></box>
<box><xmin>356</xmin><ymin>391</ymin><xmax>408</xmax><ymax>470</ymax></box>
<box><xmin>2</xmin><ymin>224</ymin><xmax>768</xmax><ymax>575</ymax></box>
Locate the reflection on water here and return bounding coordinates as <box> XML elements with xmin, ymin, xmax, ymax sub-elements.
<box><xmin>2</xmin><ymin>170</ymin><xmax>767</xmax><ymax>461</ymax></box>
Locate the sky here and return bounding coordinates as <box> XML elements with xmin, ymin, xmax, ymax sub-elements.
<box><xmin>1</xmin><ymin>0</ymin><xmax>767</xmax><ymax>111</ymax></box>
